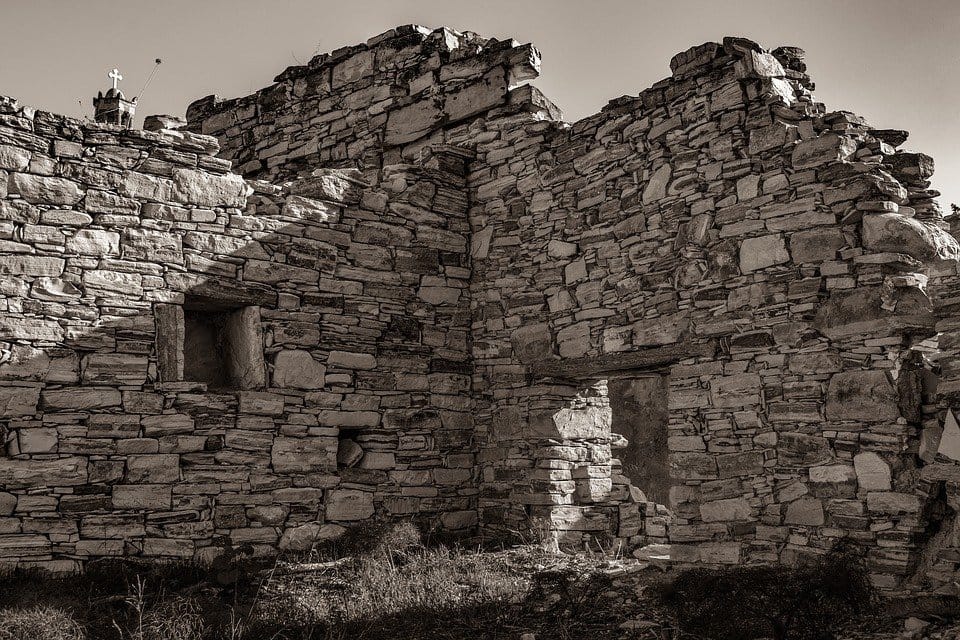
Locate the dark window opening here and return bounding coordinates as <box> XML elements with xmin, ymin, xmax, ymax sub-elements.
<box><xmin>155</xmin><ymin>298</ymin><xmax>265</xmax><ymax>391</ymax></box>
<box><xmin>184</xmin><ymin>309</ymin><xmax>231</xmax><ymax>388</ymax></box>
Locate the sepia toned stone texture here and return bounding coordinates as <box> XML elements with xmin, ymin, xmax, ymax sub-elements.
<box><xmin>0</xmin><ymin>25</ymin><xmax>958</xmax><ymax>595</ymax></box>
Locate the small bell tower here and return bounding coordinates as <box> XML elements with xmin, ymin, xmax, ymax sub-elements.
<box><xmin>92</xmin><ymin>68</ymin><xmax>136</xmax><ymax>127</ymax></box>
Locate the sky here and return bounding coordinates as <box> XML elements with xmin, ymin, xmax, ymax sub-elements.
<box><xmin>1</xmin><ymin>0</ymin><xmax>958</xmax><ymax>207</ymax></box>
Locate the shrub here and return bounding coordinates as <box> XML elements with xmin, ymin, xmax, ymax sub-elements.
<box><xmin>660</xmin><ymin>541</ymin><xmax>879</xmax><ymax>640</ymax></box>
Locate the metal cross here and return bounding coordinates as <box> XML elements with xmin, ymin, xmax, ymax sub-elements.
<box><xmin>108</xmin><ymin>68</ymin><xmax>122</xmax><ymax>90</ymax></box>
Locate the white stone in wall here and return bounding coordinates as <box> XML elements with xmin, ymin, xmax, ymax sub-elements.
<box><xmin>65</xmin><ymin>229</ymin><xmax>120</xmax><ymax>255</ymax></box>
<box><xmin>0</xmin><ymin>145</ymin><xmax>30</xmax><ymax>171</ymax></box>
<box><xmin>853</xmin><ymin>452</ymin><xmax>892</xmax><ymax>491</ymax></box>
<box><xmin>326</xmin><ymin>351</ymin><xmax>376</xmax><ymax>370</ymax></box>
<box><xmin>937</xmin><ymin>410</ymin><xmax>960</xmax><ymax>462</ymax></box>
<box><xmin>172</xmin><ymin>168</ymin><xmax>248</xmax><ymax>208</ymax></box>
<box><xmin>9</xmin><ymin>173</ymin><xmax>82</xmax><ymax>205</ymax></box>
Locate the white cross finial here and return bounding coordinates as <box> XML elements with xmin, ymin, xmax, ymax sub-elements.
<box><xmin>108</xmin><ymin>68</ymin><xmax>122</xmax><ymax>90</ymax></box>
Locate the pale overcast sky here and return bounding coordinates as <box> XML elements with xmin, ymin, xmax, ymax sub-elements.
<box><xmin>1</xmin><ymin>0</ymin><xmax>957</xmax><ymax>207</ymax></box>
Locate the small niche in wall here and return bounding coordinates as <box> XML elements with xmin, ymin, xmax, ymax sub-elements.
<box><xmin>337</xmin><ymin>428</ymin><xmax>364</xmax><ymax>468</ymax></box>
<box><xmin>155</xmin><ymin>297</ymin><xmax>266</xmax><ymax>390</ymax></box>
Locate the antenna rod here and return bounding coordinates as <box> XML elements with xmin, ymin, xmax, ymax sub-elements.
<box><xmin>135</xmin><ymin>58</ymin><xmax>163</xmax><ymax>102</ymax></box>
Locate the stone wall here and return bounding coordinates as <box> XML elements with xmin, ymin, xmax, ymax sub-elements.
<box><xmin>185</xmin><ymin>26</ymin><xmax>960</xmax><ymax>588</ymax></box>
<box><xmin>459</xmin><ymin>37</ymin><xmax>960</xmax><ymax>588</ymax></box>
<box><xmin>0</xmin><ymin>95</ymin><xmax>475</xmax><ymax>570</ymax></box>
<box><xmin>185</xmin><ymin>25</ymin><xmax>543</xmax><ymax>183</ymax></box>
<box><xmin>4</xmin><ymin>24</ymin><xmax>960</xmax><ymax>593</ymax></box>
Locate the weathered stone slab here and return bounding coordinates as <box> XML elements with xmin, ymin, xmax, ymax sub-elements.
<box><xmin>42</xmin><ymin>387</ymin><xmax>121</xmax><ymax>411</ymax></box>
<box><xmin>0</xmin><ymin>456</ymin><xmax>88</xmax><ymax>489</ymax></box>
<box><xmin>739</xmin><ymin>234</ymin><xmax>789</xmax><ymax>272</ymax></box>
<box><xmin>862</xmin><ymin>213</ymin><xmax>960</xmax><ymax>264</ymax></box>
<box><xmin>325</xmin><ymin>489</ymin><xmax>375</xmax><ymax>521</ymax></box>
<box><xmin>784</xmin><ymin>497</ymin><xmax>824</xmax><ymax>525</ymax></box>
<box><xmin>0</xmin><ymin>385</ymin><xmax>40</xmax><ymax>416</ymax></box>
<box><xmin>9</xmin><ymin>173</ymin><xmax>82</xmax><ymax>205</ymax></box>
<box><xmin>171</xmin><ymin>167</ymin><xmax>248</xmax><ymax>207</ymax></box>
<box><xmin>791</xmin><ymin>134</ymin><xmax>856</xmax><ymax>169</ymax></box>
<box><xmin>65</xmin><ymin>229</ymin><xmax>120</xmax><ymax>255</ymax></box>
<box><xmin>700</xmin><ymin>497</ymin><xmax>752</xmax><ymax>522</ymax></box>
<box><xmin>825</xmin><ymin>371</ymin><xmax>899</xmax><ymax>422</ymax></box>
<box><xmin>0</xmin><ymin>255</ymin><xmax>64</xmax><ymax>277</ymax></box>
<box><xmin>853</xmin><ymin>452</ymin><xmax>891</xmax><ymax>491</ymax></box>
<box><xmin>81</xmin><ymin>353</ymin><xmax>149</xmax><ymax>385</ymax></box>
<box><xmin>273</xmin><ymin>350</ymin><xmax>326</xmax><ymax>389</ymax></box>
<box><xmin>271</xmin><ymin>437</ymin><xmax>337</xmax><ymax>472</ymax></box>
<box><xmin>125</xmin><ymin>454</ymin><xmax>180</xmax><ymax>483</ymax></box>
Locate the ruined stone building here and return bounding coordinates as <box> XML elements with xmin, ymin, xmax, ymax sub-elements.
<box><xmin>1</xmin><ymin>25</ymin><xmax>960</xmax><ymax>594</ymax></box>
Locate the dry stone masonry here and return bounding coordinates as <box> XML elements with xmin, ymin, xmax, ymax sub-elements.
<box><xmin>3</xmin><ymin>25</ymin><xmax>960</xmax><ymax>596</ymax></box>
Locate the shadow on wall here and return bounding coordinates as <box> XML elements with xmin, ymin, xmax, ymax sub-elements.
<box><xmin>0</xmin><ymin>141</ymin><xmax>478</xmax><ymax>567</ymax></box>
<box><xmin>481</xmin><ymin>374</ymin><xmax>672</xmax><ymax>556</ymax></box>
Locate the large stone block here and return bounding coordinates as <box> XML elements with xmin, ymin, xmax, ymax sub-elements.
<box><xmin>862</xmin><ymin>213</ymin><xmax>960</xmax><ymax>264</ymax></box>
<box><xmin>789</xmin><ymin>227</ymin><xmax>846</xmax><ymax>263</ymax></box>
<box><xmin>278</xmin><ymin>523</ymin><xmax>345</xmax><ymax>551</ymax></box>
<box><xmin>777</xmin><ymin>432</ymin><xmax>832</xmax><ymax>467</ymax></box>
<box><xmin>444</xmin><ymin>68</ymin><xmax>508</xmax><ymax>122</ymax></box>
<box><xmin>633</xmin><ymin>313</ymin><xmax>687</xmax><ymax>347</ymax></box>
<box><xmin>511</xmin><ymin>324</ymin><xmax>554</xmax><ymax>364</ymax></box>
<box><xmin>0</xmin><ymin>456</ymin><xmax>88</xmax><ymax>489</ymax></box>
<box><xmin>287</xmin><ymin>169</ymin><xmax>363</xmax><ymax>205</ymax></box>
<box><xmin>642</xmin><ymin>164</ymin><xmax>672</xmax><ymax>204</ymax></box>
<box><xmin>81</xmin><ymin>353</ymin><xmax>149</xmax><ymax>385</ymax></box>
<box><xmin>384</xmin><ymin>100</ymin><xmax>442</xmax><ymax>145</ymax></box>
<box><xmin>784</xmin><ymin>497</ymin><xmax>824</xmax><ymax>525</ymax></box>
<box><xmin>65</xmin><ymin>229</ymin><xmax>120</xmax><ymax>255</ymax></box>
<box><xmin>814</xmin><ymin>286</ymin><xmax>933</xmax><ymax>340</ymax></box>
<box><xmin>42</xmin><ymin>387</ymin><xmax>122</xmax><ymax>411</ymax></box>
<box><xmin>271</xmin><ymin>437</ymin><xmax>337</xmax><ymax>472</ymax></box>
<box><xmin>711</xmin><ymin>373</ymin><xmax>761</xmax><ymax>408</ymax></box>
<box><xmin>551</xmin><ymin>405</ymin><xmax>611</xmax><ymax>439</ymax></box>
<box><xmin>791</xmin><ymin>133</ymin><xmax>856</xmax><ymax>169</ymax></box>
<box><xmin>125</xmin><ymin>454</ymin><xmax>180</xmax><ymax>483</ymax></box>
<box><xmin>326</xmin><ymin>350</ymin><xmax>377</xmax><ymax>370</ymax></box>
<box><xmin>866</xmin><ymin>492</ymin><xmax>921</xmax><ymax>514</ymax></box>
<box><xmin>739</xmin><ymin>234</ymin><xmax>789</xmax><ymax>272</ymax></box>
<box><xmin>825</xmin><ymin>371</ymin><xmax>899</xmax><ymax>422</ymax></box>
<box><xmin>699</xmin><ymin>497</ymin><xmax>752</xmax><ymax>522</ymax></box>
<box><xmin>9</xmin><ymin>173</ymin><xmax>82</xmax><ymax>205</ymax></box>
<box><xmin>273</xmin><ymin>350</ymin><xmax>326</xmax><ymax>389</ymax></box>
<box><xmin>853</xmin><ymin>452</ymin><xmax>891</xmax><ymax>491</ymax></box>
<box><xmin>122</xmin><ymin>228</ymin><xmax>183</xmax><ymax>264</ymax></box>
<box><xmin>0</xmin><ymin>255</ymin><xmax>65</xmax><ymax>277</ymax></box>
<box><xmin>325</xmin><ymin>489</ymin><xmax>375</xmax><ymax>521</ymax></box>
<box><xmin>0</xmin><ymin>385</ymin><xmax>40</xmax><ymax>416</ymax></box>
<box><xmin>171</xmin><ymin>167</ymin><xmax>248</xmax><ymax>207</ymax></box>
<box><xmin>0</xmin><ymin>145</ymin><xmax>30</xmax><ymax>170</ymax></box>
<box><xmin>112</xmin><ymin>485</ymin><xmax>172</xmax><ymax>510</ymax></box>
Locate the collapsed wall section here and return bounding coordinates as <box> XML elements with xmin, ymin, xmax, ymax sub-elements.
<box><xmin>185</xmin><ymin>25</ymin><xmax>546</xmax><ymax>183</ymax></box>
<box><xmin>0</xmin><ymin>96</ymin><xmax>475</xmax><ymax>570</ymax></box>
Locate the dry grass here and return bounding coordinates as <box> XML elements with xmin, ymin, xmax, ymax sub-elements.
<box><xmin>0</xmin><ymin>523</ymin><xmax>932</xmax><ymax>640</ymax></box>
<box><xmin>0</xmin><ymin>605</ymin><xmax>85</xmax><ymax>640</ymax></box>
<box><xmin>0</xmin><ymin>522</ymin><xmax>577</xmax><ymax>640</ymax></box>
